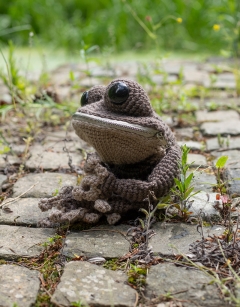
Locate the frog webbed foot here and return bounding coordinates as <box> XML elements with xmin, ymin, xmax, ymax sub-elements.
<box><xmin>50</xmin><ymin>208</ymin><xmax>102</xmax><ymax>224</ymax></box>
<box><xmin>38</xmin><ymin>186</ymin><xmax>75</xmax><ymax>212</ymax></box>
<box><xmin>43</xmin><ymin>207</ymin><xmax>87</xmax><ymax>226</ymax></box>
<box><xmin>38</xmin><ymin>185</ymin><xmax>102</xmax><ymax>227</ymax></box>
<box><xmin>52</xmin><ymin>207</ymin><xmax>86</xmax><ymax>222</ymax></box>
<box><xmin>38</xmin><ymin>204</ymin><xmax>102</xmax><ymax>227</ymax></box>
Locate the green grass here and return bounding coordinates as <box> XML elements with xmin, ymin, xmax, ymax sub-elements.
<box><xmin>0</xmin><ymin>0</ymin><xmax>240</xmax><ymax>56</ymax></box>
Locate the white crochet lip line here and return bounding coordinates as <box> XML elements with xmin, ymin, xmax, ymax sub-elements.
<box><xmin>72</xmin><ymin>111</ymin><xmax>168</xmax><ymax>145</ymax></box>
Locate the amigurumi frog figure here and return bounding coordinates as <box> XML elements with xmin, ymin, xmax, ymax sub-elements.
<box><xmin>38</xmin><ymin>79</ymin><xmax>181</xmax><ymax>226</ymax></box>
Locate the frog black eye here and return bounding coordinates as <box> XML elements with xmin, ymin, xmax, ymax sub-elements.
<box><xmin>80</xmin><ymin>91</ymin><xmax>88</xmax><ymax>106</ymax></box>
<box><xmin>108</xmin><ymin>82</ymin><xmax>129</xmax><ymax>105</ymax></box>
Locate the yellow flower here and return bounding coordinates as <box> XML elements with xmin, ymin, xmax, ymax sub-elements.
<box><xmin>213</xmin><ymin>24</ymin><xmax>220</xmax><ymax>31</ymax></box>
<box><xmin>176</xmin><ymin>18</ymin><xmax>182</xmax><ymax>23</ymax></box>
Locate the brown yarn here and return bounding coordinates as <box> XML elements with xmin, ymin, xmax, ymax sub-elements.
<box><xmin>104</xmin><ymin>79</ymin><xmax>153</xmax><ymax>116</ymax></box>
<box><xmin>87</xmin><ymin>85</ymin><xmax>105</xmax><ymax>104</ymax></box>
<box><xmin>38</xmin><ymin>79</ymin><xmax>181</xmax><ymax>226</ymax></box>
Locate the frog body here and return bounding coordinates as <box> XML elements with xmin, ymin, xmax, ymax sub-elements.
<box><xmin>38</xmin><ymin>79</ymin><xmax>181</xmax><ymax>226</ymax></box>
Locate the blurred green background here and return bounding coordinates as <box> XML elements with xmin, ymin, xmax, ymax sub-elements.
<box><xmin>0</xmin><ymin>0</ymin><xmax>240</xmax><ymax>56</ymax></box>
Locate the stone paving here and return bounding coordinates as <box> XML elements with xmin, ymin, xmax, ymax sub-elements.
<box><xmin>0</xmin><ymin>58</ymin><xmax>240</xmax><ymax>306</ymax></box>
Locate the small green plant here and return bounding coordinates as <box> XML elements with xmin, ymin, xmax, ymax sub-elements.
<box><xmin>169</xmin><ymin>144</ymin><xmax>200</xmax><ymax>220</ymax></box>
<box><xmin>217</xmin><ymin>134</ymin><xmax>230</xmax><ymax>148</ymax></box>
<box><xmin>52</xmin><ymin>189</ymin><xmax>59</xmax><ymax>197</ymax></box>
<box><xmin>137</xmin><ymin>62</ymin><xmax>156</xmax><ymax>86</ymax></box>
<box><xmin>139</xmin><ymin>194</ymin><xmax>169</xmax><ymax>226</ymax></box>
<box><xmin>206</xmin><ymin>101</ymin><xmax>218</xmax><ymax>111</ymax></box>
<box><xmin>123</xmin><ymin>0</ymin><xmax>182</xmax><ymax>52</ymax></box>
<box><xmin>139</xmin><ymin>145</ymin><xmax>200</xmax><ymax>222</ymax></box>
<box><xmin>80</xmin><ymin>42</ymin><xmax>100</xmax><ymax>77</ymax></box>
<box><xmin>0</xmin><ymin>139</ymin><xmax>10</xmax><ymax>154</ymax></box>
<box><xmin>217</xmin><ymin>134</ymin><xmax>224</xmax><ymax>147</ymax></box>
<box><xmin>51</xmin><ymin>177</ymin><xmax>63</xmax><ymax>196</ymax></box>
<box><xmin>41</xmin><ymin>234</ymin><xmax>62</xmax><ymax>249</ymax></box>
<box><xmin>0</xmin><ymin>41</ymin><xmax>32</xmax><ymax>104</ymax></box>
<box><xmin>127</xmin><ymin>263</ymin><xmax>147</xmax><ymax>287</ymax></box>
<box><xmin>209</xmin><ymin>73</ymin><xmax>218</xmax><ymax>87</ymax></box>
<box><xmin>71</xmin><ymin>301</ymin><xmax>88</xmax><ymax>307</ymax></box>
<box><xmin>103</xmin><ymin>258</ymin><xmax>125</xmax><ymax>271</ymax></box>
<box><xmin>214</xmin><ymin>155</ymin><xmax>228</xmax><ymax>194</ymax></box>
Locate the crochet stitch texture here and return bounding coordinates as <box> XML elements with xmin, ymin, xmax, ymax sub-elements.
<box><xmin>38</xmin><ymin>79</ymin><xmax>181</xmax><ymax>226</ymax></box>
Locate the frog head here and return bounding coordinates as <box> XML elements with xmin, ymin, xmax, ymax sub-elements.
<box><xmin>72</xmin><ymin>79</ymin><xmax>172</xmax><ymax>165</ymax></box>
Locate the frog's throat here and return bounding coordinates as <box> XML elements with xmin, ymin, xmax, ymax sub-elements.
<box><xmin>72</xmin><ymin>111</ymin><xmax>168</xmax><ymax>146</ymax></box>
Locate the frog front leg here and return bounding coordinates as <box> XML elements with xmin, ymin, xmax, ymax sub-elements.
<box><xmin>38</xmin><ymin>153</ymin><xmax>113</xmax><ymax>226</ymax></box>
<box><xmin>72</xmin><ymin>153</ymin><xmax>110</xmax><ymax>202</ymax></box>
<box><xmin>102</xmin><ymin>144</ymin><xmax>181</xmax><ymax>203</ymax></box>
<box><xmin>72</xmin><ymin>153</ymin><xmax>119</xmax><ymax>221</ymax></box>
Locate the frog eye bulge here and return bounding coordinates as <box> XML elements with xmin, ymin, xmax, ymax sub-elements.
<box><xmin>80</xmin><ymin>91</ymin><xmax>89</xmax><ymax>106</ymax></box>
<box><xmin>108</xmin><ymin>82</ymin><xmax>129</xmax><ymax>105</ymax></box>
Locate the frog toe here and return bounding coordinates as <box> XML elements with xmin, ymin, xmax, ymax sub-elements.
<box><xmin>94</xmin><ymin>199</ymin><xmax>111</xmax><ymax>213</ymax></box>
<box><xmin>83</xmin><ymin>212</ymin><xmax>102</xmax><ymax>223</ymax></box>
<box><xmin>106</xmin><ymin>213</ymin><xmax>121</xmax><ymax>225</ymax></box>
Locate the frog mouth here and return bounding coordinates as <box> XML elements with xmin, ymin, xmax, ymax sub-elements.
<box><xmin>72</xmin><ymin>111</ymin><xmax>168</xmax><ymax>147</ymax></box>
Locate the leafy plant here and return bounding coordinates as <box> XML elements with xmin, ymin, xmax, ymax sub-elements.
<box><xmin>52</xmin><ymin>189</ymin><xmax>59</xmax><ymax>197</ymax></box>
<box><xmin>214</xmin><ymin>155</ymin><xmax>228</xmax><ymax>194</ymax></box>
<box><xmin>124</xmin><ymin>0</ymin><xmax>182</xmax><ymax>53</ymax></box>
<box><xmin>1</xmin><ymin>0</ymin><xmax>239</xmax><ymax>54</ymax></box>
<box><xmin>80</xmin><ymin>42</ymin><xmax>100</xmax><ymax>77</ymax></box>
<box><xmin>41</xmin><ymin>234</ymin><xmax>62</xmax><ymax>249</ymax></box>
<box><xmin>169</xmin><ymin>144</ymin><xmax>200</xmax><ymax>220</ymax></box>
<box><xmin>217</xmin><ymin>134</ymin><xmax>230</xmax><ymax>148</ymax></box>
<box><xmin>127</xmin><ymin>263</ymin><xmax>147</xmax><ymax>287</ymax></box>
<box><xmin>103</xmin><ymin>258</ymin><xmax>125</xmax><ymax>271</ymax></box>
<box><xmin>0</xmin><ymin>140</ymin><xmax>10</xmax><ymax>155</ymax></box>
<box><xmin>0</xmin><ymin>41</ymin><xmax>36</xmax><ymax>107</ymax></box>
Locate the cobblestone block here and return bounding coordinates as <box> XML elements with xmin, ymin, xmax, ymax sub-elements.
<box><xmin>0</xmin><ymin>198</ymin><xmax>49</xmax><ymax>226</ymax></box>
<box><xmin>51</xmin><ymin>261</ymin><xmax>137</xmax><ymax>307</ymax></box>
<box><xmin>12</xmin><ymin>173</ymin><xmax>77</xmax><ymax>198</ymax></box>
<box><xmin>63</xmin><ymin>225</ymin><xmax>130</xmax><ymax>259</ymax></box>
<box><xmin>0</xmin><ymin>265</ymin><xmax>40</xmax><ymax>307</ymax></box>
<box><xmin>0</xmin><ymin>225</ymin><xmax>55</xmax><ymax>259</ymax></box>
<box><xmin>146</xmin><ymin>263</ymin><xmax>225</xmax><ymax>307</ymax></box>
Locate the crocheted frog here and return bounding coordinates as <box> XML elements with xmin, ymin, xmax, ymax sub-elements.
<box><xmin>38</xmin><ymin>79</ymin><xmax>181</xmax><ymax>226</ymax></box>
